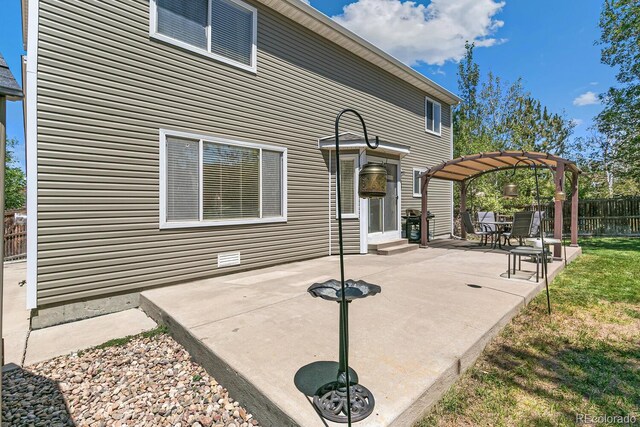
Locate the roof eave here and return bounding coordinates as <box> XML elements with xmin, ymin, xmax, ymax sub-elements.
<box><xmin>258</xmin><ymin>0</ymin><xmax>461</xmax><ymax>105</ymax></box>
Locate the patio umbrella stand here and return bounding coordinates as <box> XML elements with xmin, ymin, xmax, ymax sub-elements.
<box><xmin>307</xmin><ymin>279</ymin><xmax>381</xmax><ymax>422</ymax></box>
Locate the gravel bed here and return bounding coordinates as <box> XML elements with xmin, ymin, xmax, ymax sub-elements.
<box><xmin>2</xmin><ymin>332</ymin><xmax>261</xmax><ymax>427</ymax></box>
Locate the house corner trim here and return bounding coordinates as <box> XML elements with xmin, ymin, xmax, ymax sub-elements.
<box><xmin>25</xmin><ymin>0</ymin><xmax>39</xmax><ymax>309</ymax></box>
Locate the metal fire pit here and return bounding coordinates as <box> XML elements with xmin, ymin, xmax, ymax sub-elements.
<box><xmin>307</xmin><ymin>279</ymin><xmax>381</xmax><ymax>423</ymax></box>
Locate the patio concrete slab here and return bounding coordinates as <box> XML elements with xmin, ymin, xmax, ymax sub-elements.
<box><xmin>2</xmin><ymin>261</ymin><xmax>29</xmax><ymax>366</ymax></box>
<box><xmin>141</xmin><ymin>240</ymin><xmax>581</xmax><ymax>427</ymax></box>
<box><xmin>24</xmin><ymin>308</ymin><xmax>157</xmax><ymax>366</ymax></box>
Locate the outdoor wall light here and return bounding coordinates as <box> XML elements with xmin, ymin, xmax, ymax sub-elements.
<box><xmin>358</xmin><ymin>162</ymin><xmax>387</xmax><ymax>198</ymax></box>
<box><xmin>503</xmin><ymin>182</ymin><xmax>518</xmax><ymax>198</ymax></box>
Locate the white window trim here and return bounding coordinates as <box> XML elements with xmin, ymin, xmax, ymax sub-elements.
<box><xmin>412</xmin><ymin>167</ymin><xmax>427</xmax><ymax>198</ymax></box>
<box><xmin>425</xmin><ymin>96</ymin><xmax>442</xmax><ymax>136</ymax></box>
<box><xmin>159</xmin><ymin>129</ymin><xmax>287</xmax><ymax>229</ymax></box>
<box><xmin>334</xmin><ymin>153</ymin><xmax>359</xmax><ymax>220</ymax></box>
<box><xmin>149</xmin><ymin>0</ymin><xmax>258</xmax><ymax>74</ymax></box>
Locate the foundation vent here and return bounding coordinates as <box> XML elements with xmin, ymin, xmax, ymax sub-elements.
<box><xmin>218</xmin><ymin>252</ymin><xmax>241</xmax><ymax>268</ymax></box>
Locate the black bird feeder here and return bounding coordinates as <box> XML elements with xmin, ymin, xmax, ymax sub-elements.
<box><xmin>306</xmin><ymin>109</ymin><xmax>384</xmax><ymax>424</ymax></box>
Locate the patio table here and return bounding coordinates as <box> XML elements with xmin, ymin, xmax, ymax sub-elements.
<box><xmin>480</xmin><ymin>221</ymin><xmax>512</xmax><ymax>249</ymax></box>
<box><xmin>525</xmin><ymin>237</ymin><xmax>565</xmax><ymax>263</ymax></box>
<box><xmin>508</xmin><ymin>246</ymin><xmax>546</xmax><ymax>282</ymax></box>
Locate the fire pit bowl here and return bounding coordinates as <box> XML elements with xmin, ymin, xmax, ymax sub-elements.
<box><xmin>307</xmin><ymin>279</ymin><xmax>381</xmax><ymax>302</ymax></box>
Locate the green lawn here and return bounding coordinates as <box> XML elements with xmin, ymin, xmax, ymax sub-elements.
<box><xmin>418</xmin><ymin>238</ymin><xmax>640</xmax><ymax>426</ymax></box>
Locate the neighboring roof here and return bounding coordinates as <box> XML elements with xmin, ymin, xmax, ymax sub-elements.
<box><xmin>0</xmin><ymin>53</ymin><xmax>23</xmax><ymax>100</ymax></box>
<box><xmin>423</xmin><ymin>151</ymin><xmax>581</xmax><ymax>182</ymax></box>
<box><xmin>318</xmin><ymin>131</ymin><xmax>411</xmax><ymax>157</ymax></box>
<box><xmin>255</xmin><ymin>0</ymin><xmax>461</xmax><ymax>105</ymax></box>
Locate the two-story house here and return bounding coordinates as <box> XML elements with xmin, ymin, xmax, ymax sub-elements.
<box><xmin>22</xmin><ymin>0</ymin><xmax>460</xmax><ymax>327</ymax></box>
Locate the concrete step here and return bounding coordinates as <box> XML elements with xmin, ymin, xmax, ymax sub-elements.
<box><xmin>376</xmin><ymin>243</ymin><xmax>419</xmax><ymax>256</ymax></box>
<box><xmin>368</xmin><ymin>239</ymin><xmax>409</xmax><ymax>252</ymax></box>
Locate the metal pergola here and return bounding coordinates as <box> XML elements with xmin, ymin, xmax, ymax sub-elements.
<box><xmin>419</xmin><ymin>151</ymin><xmax>581</xmax><ymax>254</ymax></box>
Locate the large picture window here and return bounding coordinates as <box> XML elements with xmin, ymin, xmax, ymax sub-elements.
<box><xmin>151</xmin><ymin>0</ymin><xmax>257</xmax><ymax>72</ymax></box>
<box><xmin>160</xmin><ymin>130</ymin><xmax>286</xmax><ymax>228</ymax></box>
<box><xmin>425</xmin><ymin>97</ymin><xmax>442</xmax><ymax>135</ymax></box>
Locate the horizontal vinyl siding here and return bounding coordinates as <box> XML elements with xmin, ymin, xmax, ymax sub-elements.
<box><xmin>401</xmin><ymin>104</ymin><xmax>453</xmax><ymax>236</ymax></box>
<box><xmin>36</xmin><ymin>0</ymin><xmax>454</xmax><ymax>306</ymax></box>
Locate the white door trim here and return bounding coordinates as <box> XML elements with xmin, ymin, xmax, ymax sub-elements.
<box><xmin>359</xmin><ymin>149</ymin><xmax>368</xmax><ymax>254</ymax></box>
<box><xmin>367</xmin><ymin>156</ymin><xmax>402</xmax><ymax>244</ymax></box>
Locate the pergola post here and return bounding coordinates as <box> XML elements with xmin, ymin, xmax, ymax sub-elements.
<box><xmin>570</xmin><ymin>171</ymin><xmax>579</xmax><ymax>246</ymax></box>
<box><xmin>420</xmin><ymin>174</ymin><xmax>430</xmax><ymax>246</ymax></box>
<box><xmin>553</xmin><ymin>162</ymin><xmax>564</xmax><ymax>258</ymax></box>
<box><xmin>460</xmin><ymin>181</ymin><xmax>467</xmax><ymax>240</ymax></box>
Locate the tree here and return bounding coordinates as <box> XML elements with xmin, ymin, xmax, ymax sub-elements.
<box><xmin>570</xmin><ymin>129</ymin><xmax>640</xmax><ymax>198</ymax></box>
<box><xmin>596</xmin><ymin>0</ymin><xmax>640</xmax><ymax>182</ymax></box>
<box><xmin>453</xmin><ymin>43</ymin><xmax>575</xmax><ymax>217</ymax></box>
<box><xmin>4</xmin><ymin>138</ymin><xmax>26</xmax><ymax>210</ymax></box>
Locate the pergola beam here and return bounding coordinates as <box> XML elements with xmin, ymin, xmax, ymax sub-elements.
<box><xmin>553</xmin><ymin>162</ymin><xmax>565</xmax><ymax>257</ymax></box>
<box><xmin>420</xmin><ymin>151</ymin><xmax>581</xmax><ymax>247</ymax></box>
<box><xmin>571</xmin><ymin>171</ymin><xmax>579</xmax><ymax>246</ymax></box>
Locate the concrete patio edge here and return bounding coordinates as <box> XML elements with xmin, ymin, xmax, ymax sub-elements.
<box><xmin>139</xmin><ymin>294</ymin><xmax>300</xmax><ymax>427</ymax></box>
<box><xmin>139</xmin><ymin>245</ymin><xmax>583</xmax><ymax>427</ymax></box>
<box><xmin>389</xmin><ymin>246</ymin><xmax>583</xmax><ymax>426</ymax></box>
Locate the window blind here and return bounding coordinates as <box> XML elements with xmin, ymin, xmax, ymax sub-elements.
<box><xmin>426</xmin><ymin>99</ymin><xmax>441</xmax><ymax>134</ymax></box>
<box><xmin>414</xmin><ymin>170</ymin><xmax>421</xmax><ymax>195</ymax></box>
<box><xmin>166</xmin><ymin>137</ymin><xmax>200</xmax><ymax>221</ymax></box>
<box><xmin>202</xmin><ymin>142</ymin><xmax>260</xmax><ymax>220</ymax></box>
<box><xmin>340</xmin><ymin>158</ymin><xmax>355</xmax><ymax>215</ymax></box>
<box><xmin>210</xmin><ymin>0</ymin><xmax>254</xmax><ymax>66</ymax></box>
<box><xmin>433</xmin><ymin>103</ymin><xmax>441</xmax><ymax>134</ymax></box>
<box><xmin>157</xmin><ymin>0</ymin><xmax>208</xmax><ymax>49</ymax></box>
<box><xmin>262</xmin><ymin>150</ymin><xmax>282</xmax><ymax>217</ymax></box>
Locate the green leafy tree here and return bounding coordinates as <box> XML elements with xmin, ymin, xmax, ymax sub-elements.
<box><xmin>596</xmin><ymin>0</ymin><xmax>640</xmax><ymax>182</ymax></box>
<box><xmin>570</xmin><ymin>129</ymin><xmax>640</xmax><ymax>198</ymax></box>
<box><xmin>453</xmin><ymin>43</ymin><xmax>574</xmax><ymax>220</ymax></box>
<box><xmin>4</xmin><ymin>138</ymin><xmax>26</xmax><ymax>210</ymax></box>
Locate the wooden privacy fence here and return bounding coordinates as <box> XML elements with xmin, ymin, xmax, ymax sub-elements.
<box><xmin>4</xmin><ymin>209</ymin><xmax>26</xmax><ymax>261</ymax></box>
<box><xmin>541</xmin><ymin>196</ymin><xmax>640</xmax><ymax>237</ymax></box>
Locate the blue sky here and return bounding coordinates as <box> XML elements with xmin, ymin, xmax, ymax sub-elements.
<box><xmin>0</xmin><ymin>0</ymin><xmax>615</xmax><ymax>171</ymax></box>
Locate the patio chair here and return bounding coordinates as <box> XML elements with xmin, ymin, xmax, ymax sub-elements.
<box><xmin>477</xmin><ymin>211</ymin><xmax>498</xmax><ymax>244</ymax></box>
<box><xmin>462</xmin><ymin>211</ymin><xmax>493</xmax><ymax>246</ymax></box>
<box><xmin>529</xmin><ymin>211</ymin><xmax>544</xmax><ymax>237</ymax></box>
<box><xmin>502</xmin><ymin>211</ymin><xmax>534</xmax><ymax>246</ymax></box>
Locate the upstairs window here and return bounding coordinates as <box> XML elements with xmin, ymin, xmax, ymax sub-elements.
<box><xmin>425</xmin><ymin>97</ymin><xmax>441</xmax><ymax>135</ymax></box>
<box><xmin>161</xmin><ymin>130</ymin><xmax>287</xmax><ymax>228</ymax></box>
<box><xmin>151</xmin><ymin>0</ymin><xmax>257</xmax><ymax>72</ymax></box>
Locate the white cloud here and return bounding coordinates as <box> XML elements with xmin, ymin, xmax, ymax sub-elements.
<box><xmin>571</xmin><ymin>118</ymin><xmax>583</xmax><ymax>127</ymax></box>
<box><xmin>332</xmin><ymin>0</ymin><xmax>506</xmax><ymax>66</ymax></box>
<box><xmin>589</xmin><ymin>81</ymin><xmax>598</xmax><ymax>86</ymax></box>
<box><xmin>573</xmin><ymin>91</ymin><xmax>599</xmax><ymax>106</ymax></box>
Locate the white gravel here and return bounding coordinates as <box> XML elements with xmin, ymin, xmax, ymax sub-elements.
<box><xmin>2</xmin><ymin>331</ymin><xmax>261</xmax><ymax>427</ymax></box>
